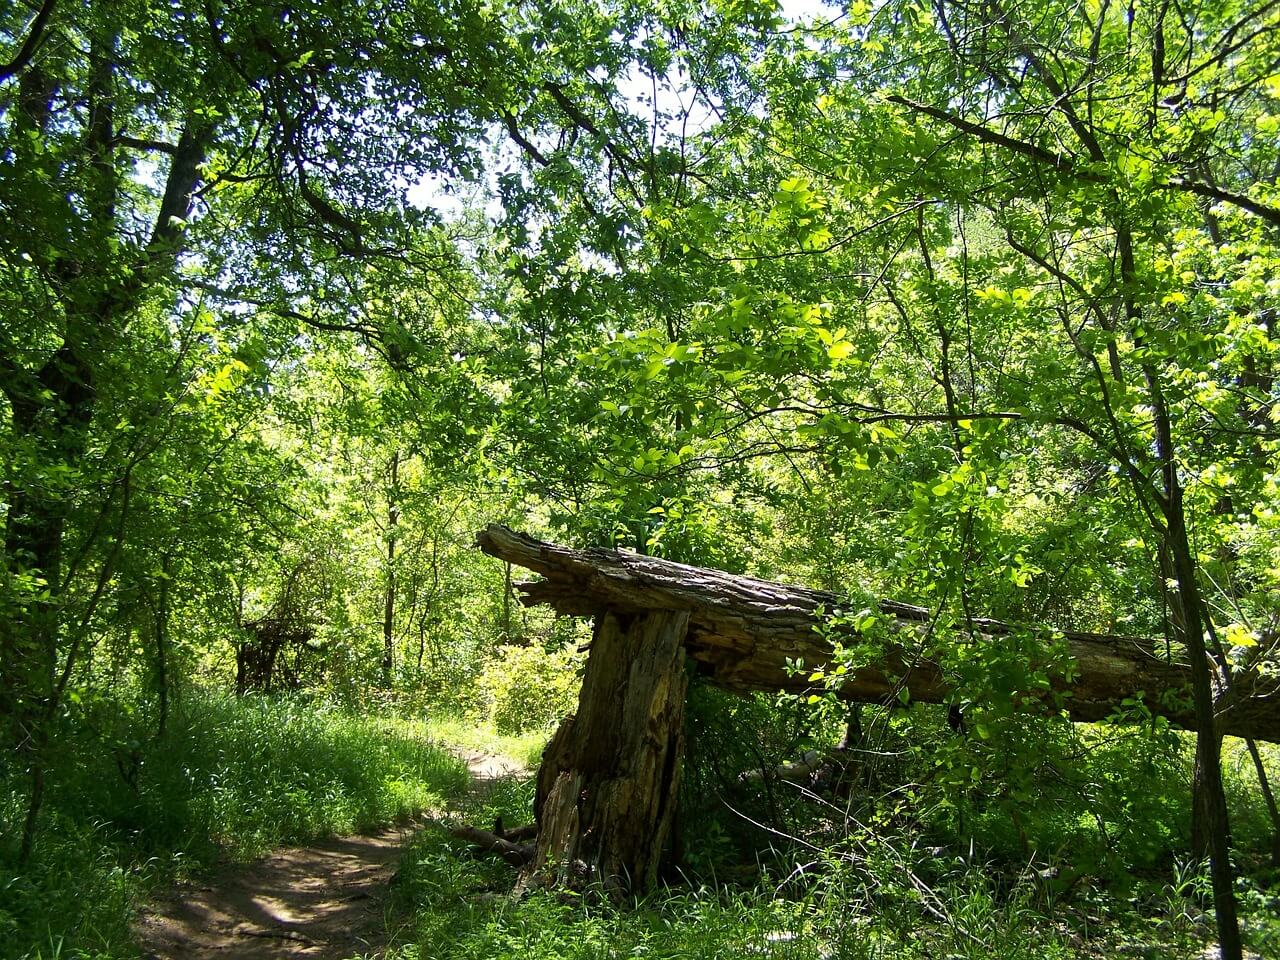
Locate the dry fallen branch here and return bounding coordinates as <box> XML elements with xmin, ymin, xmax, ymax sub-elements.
<box><xmin>450</xmin><ymin>824</ymin><xmax>535</xmax><ymax>867</ymax></box>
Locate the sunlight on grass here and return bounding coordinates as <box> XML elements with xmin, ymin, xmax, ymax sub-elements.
<box><xmin>6</xmin><ymin>705</ymin><xmax>1277</xmax><ymax>960</ymax></box>
<box><xmin>387</xmin><ymin>824</ymin><xmax>1086</xmax><ymax>960</ymax></box>
<box><xmin>0</xmin><ymin>694</ymin><xmax>469</xmax><ymax>960</ymax></box>
<box><xmin>424</xmin><ymin>715</ymin><xmax>550</xmax><ymax>771</ymax></box>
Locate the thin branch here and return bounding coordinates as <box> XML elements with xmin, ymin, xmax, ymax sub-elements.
<box><xmin>888</xmin><ymin>95</ymin><xmax>1280</xmax><ymax>227</ymax></box>
<box><xmin>888</xmin><ymin>95</ymin><xmax>1090</xmax><ymax>170</ymax></box>
<box><xmin>185</xmin><ymin>279</ymin><xmax>382</xmax><ymax>337</ymax></box>
<box><xmin>502</xmin><ymin>109</ymin><xmax>550</xmax><ymax>167</ymax></box>
<box><xmin>112</xmin><ymin>134</ymin><xmax>178</xmax><ymax>155</ymax></box>
<box><xmin>1169</xmin><ymin>5</ymin><xmax>1280</xmax><ymax>86</ymax></box>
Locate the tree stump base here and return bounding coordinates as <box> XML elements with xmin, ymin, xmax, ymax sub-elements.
<box><xmin>524</xmin><ymin>608</ymin><xmax>691</xmax><ymax>896</ymax></box>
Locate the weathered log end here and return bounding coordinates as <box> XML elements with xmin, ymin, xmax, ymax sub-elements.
<box><xmin>524</xmin><ymin>608</ymin><xmax>691</xmax><ymax>896</ymax></box>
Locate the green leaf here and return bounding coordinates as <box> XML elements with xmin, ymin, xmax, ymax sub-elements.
<box><xmin>827</xmin><ymin>341</ymin><xmax>855</xmax><ymax>360</ymax></box>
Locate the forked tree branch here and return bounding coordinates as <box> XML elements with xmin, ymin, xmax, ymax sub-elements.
<box><xmin>0</xmin><ymin>0</ymin><xmax>57</xmax><ymax>85</ymax></box>
<box><xmin>888</xmin><ymin>95</ymin><xmax>1280</xmax><ymax>227</ymax></box>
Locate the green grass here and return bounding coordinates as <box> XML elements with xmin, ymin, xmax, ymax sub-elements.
<box><xmin>387</xmin><ymin>825</ymin><xmax>1280</xmax><ymax>960</ymax></box>
<box><xmin>423</xmin><ymin>715</ymin><xmax>550</xmax><ymax>771</ymax></box>
<box><xmin>384</xmin><ymin>710</ymin><xmax>1280</xmax><ymax>960</ymax></box>
<box><xmin>0</xmin><ymin>692</ymin><xmax>470</xmax><ymax>960</ymax></box>
<box><xmin>383</xmin><ymin>747</ymin><xmax>1078</xmax><ymax>960</ymax></box>
<box><xmin>4</xmin><ymin>696</ymin><xmax>1277</xmax><ymax>960</ymax></box>
<box><xmin>387</xmin><ymin>827</ymin><xmax>1087</xmax><ymax>960</ymax></box>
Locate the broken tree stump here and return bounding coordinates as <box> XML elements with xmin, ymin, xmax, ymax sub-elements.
<box><xmin>528</xmin><ymin>608</ymin><xmax>690</xmax><ymax>894</ymax></box>
<box><xmin>473</xmin><ymin>524</ymin><xmax>1280</xmax><ymax>896</ymax></box>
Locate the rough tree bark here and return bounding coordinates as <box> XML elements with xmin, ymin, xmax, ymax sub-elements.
<box><xmin>476</xmin><ymin>525</ymin><xmax>1280</xmax><ymax>743</ymax></box>
<box><xmin>526</xmin><ymin>608</ymin><xmax>690</xmax><ymax>895</ymax></box>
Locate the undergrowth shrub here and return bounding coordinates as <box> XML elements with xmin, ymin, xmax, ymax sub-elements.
<box><xmin>1223</xmin><ymin>739</ymin><xmax>1280</xmax><ymax>878</ymax></box>
<box><xmin>391</xmin><ymin>824</ymin><xmax>1083</xmax><ymax>960</ymax></box>
<box><xmin>681</xmin><ymin>684</ymin><xmax>1277</xmax><ymax>938</ymax></box>
<box><xmin>681</xmin><ymin>683</ymin><xmax>846</xmax><ymax>872</ymax></box>
<box><xmin>472</xmin><ymin>643</ymin><xmax>582</xmax><ymax>735</ymax></box>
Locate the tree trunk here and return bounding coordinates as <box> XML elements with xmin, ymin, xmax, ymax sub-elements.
<box><xmin>476</xmin><ymin>525</ymin><xmax>1280</xmax><ymax>742</ymax></box>
<box><xmin>381</xmin><ymin>450</ymin><xmax>399</xmax><ymax>688</ymax></box>
<box><xmin>1150</xmin><ymin>332</ymin><xmax>1241</xmax><ymax>960</ymax></box>
<box><xmin>1245</xmin><ymin>739</ymin><xmax>1280</xmax><ymax>869</ymax></box>
<box><xmin>527</xmin><ymin>608</ymin><xmax>691</xmax><ymax>896</ymax></box>
<box><xmin>155</xmin><ymin>554</ymin><xmax>171</xmax><ymax>738</ymax></box>
<box><xmin>1</xmin><ymin>355</ymin><xmax>91</xmax><ymax>743</ymax></box>
<box><xmin>502</xmin><ymin>561</ymin><xmax>512</xmax><ymax>641</ymax></box>
<box><xmin>4</xmin><ymin>346</ymin><xmax>95</xmax><ymax>865</ymax></box>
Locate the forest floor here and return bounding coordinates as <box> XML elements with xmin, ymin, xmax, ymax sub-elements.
<box><xmin>132</xmin><ymin>749</ymin><xmax>526</xmax><ymax>960</ymax></box>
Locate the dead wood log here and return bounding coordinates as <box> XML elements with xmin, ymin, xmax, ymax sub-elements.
<box><xmin>740</xmin><ymin>750</ymin><xmax>825</xmax><ymax>785</ymax></box>
<box><xmin>527</xmin><ymin>608</ymin><xmax>690</xmax><ymax>894</ymax></box>
<box><xmin>450</xmin><ymin>824</ymin><xmax>535</xmax><ymax>867</ymax></box>
<box><xmin>476</xmin><ymin>525</ymin><xmax>1280</xmax><ymax>743</ymax></box>
<box><xmin>498</xmin><ymin>822</ymin><xmax>539</xmax><ymax>842</ymax></box>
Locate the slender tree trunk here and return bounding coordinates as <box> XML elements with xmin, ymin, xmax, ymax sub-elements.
<box><xmin>381</xmin><ymin>451</ymin><xmax>399</xmax><ymax>688</ymax></box>
<box><xmin>6</xmin><ymin>34</ymin><xmax>133</xmax><ymax>861</ymax></box>
<box><xmin>1126</xmin><ymin>232</ymin><xmax>1241</xmax><ymax>950</ymax></box>
<box><xmin>1166</xmin><ymin>510</ymin><xmax>1242</xmax><ymax>960</ymax></box>
<box><xmin>502</xmin><ymin>561</ymin><xmax>512</xmax><ymax>641</ymax></box>
<box><xmin>6</xmin><ymin>348</ymin><xmax>94</xmax><ymax>866</ymax></box>
<box><xmin>1245</xmin><ymin>739</ymin><xmax>1280</xmax><ymax>868</ymax></box>
<box><xmin>2</xmin><ymin>389</ymin><xmax>83</xmax><ymax>742</ymax></box>
<box><xmin>155</xmin><ymin>554</ymin><xmax>171</xmax><ymax>738</ymax></box>
<box><xmin>18</xmin><ymin>747</ymin><xmax>45</xmax><ymax>863</ymax></box>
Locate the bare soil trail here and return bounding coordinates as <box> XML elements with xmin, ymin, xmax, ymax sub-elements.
<box><xmin>134</xmin><ymin>750</ymin><xmax>525</xmax><ymax>960</ymax></box>
<box><xmin>454</xmin><ymin>749</ymin><xmax>524</xmax><ymax>789</ymax></box>
<box><xmin>133</xmin><ymin>822</ymin><xmax>417</xmax><ymax>959</ymax></box>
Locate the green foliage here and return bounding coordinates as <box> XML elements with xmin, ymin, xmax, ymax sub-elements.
<box><xmin>472</xmin><ymin>642</ymin><xmax>584</xmax><ymax>735</ymax></box>
<box><xmin>423</xmin><ymin>715</ymin><xmax>550</xmax><ymax>773</ymax></box>
<box><xmin>388</xmin><ymin>824</ymin><xmax>1099</xmax><ymax>960</ymax></box>
<box><xmin>2</xmin><ymin>0</ymin><xmax>1280</xmax><ymax>955</ymax></box>
<box><xmin>0</xmin><ymin>694</ymin><xmax>468</xmax><ymax>959</ymax></box>
<box><xmin>682</xmin><ymin>684</ymin><xmax>841</xmax><ymax>870</ymax></box>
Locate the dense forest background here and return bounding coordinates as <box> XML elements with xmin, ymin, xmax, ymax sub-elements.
<box><xmin>2</xmin><ymin>0</ymin><xmax>1280</xmax><ymax>957</ymax></box>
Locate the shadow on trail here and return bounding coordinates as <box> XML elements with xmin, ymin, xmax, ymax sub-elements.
<box><xmin>134</xmin><ymin>752</ymin><xmax>528</xmax><ymax>960</ymax></box>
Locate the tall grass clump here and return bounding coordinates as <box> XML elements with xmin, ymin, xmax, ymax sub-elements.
<box><xmin>390</xmin><ymin>823</ymin><xmax>1082</xmax><ymax>960</ymax></box>
<box><xmin>0</xmin><ymin>692</ymin><xmax>468</xmax><ymax>960</ymax></box>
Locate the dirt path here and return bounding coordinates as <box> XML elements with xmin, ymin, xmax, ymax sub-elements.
<box><xmin>133</xmin><ymin>822</ymin><xmax>417</xmax><ymax>959</ymax></box>
<box><xmin>134</xmin><ymin>751</ymin><xmax>523</xmax><ymax>960</ymax></box>
<box><xmin>454</xmin><ymin>749</ymin><xmax>524</xmax><ymax>787</ymax></box>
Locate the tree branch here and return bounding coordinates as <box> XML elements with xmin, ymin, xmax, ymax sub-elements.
<box><xmin>0</xmin><ymin>0</ymin><xmax>57</xmax><ymax>85</ymax></box>
<box><xmin>502</xmin><ymin>109</ymin><xmax>550</xmax><ymax>167</ymax></box>
<box><xmin>1166</xmin><ymin>176</ymin><xmax>1280</xmax><ymax>227</ymax></box>
<box><xmin>186</xmin><ymin>279</ymin><xmax>382</xmax><ymax>338</ymax></box>
<box><xmin>112</xmin><ymin>134</ymin><xmax>178</xmax><ymax>155</ymax></box>
<box><xmin>889</xmin><ymin>95</ymin><xmax>1280</xmax><ymax>227</ymax></box>
<box><xmin>147</xmin><ymin>120</ymin><xmax>214</xmax><ymax>258</ymax></box>
<box><xmin>887</xmin><ymin>95</ymin><xmax>1082</xmax><ymax>173</ymax></box>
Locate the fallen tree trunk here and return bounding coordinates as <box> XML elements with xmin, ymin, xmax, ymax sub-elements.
<box><xmin>476</xmin><ymin>525</ymin><xmax>1280</xmax><ymax>743</ymax></box>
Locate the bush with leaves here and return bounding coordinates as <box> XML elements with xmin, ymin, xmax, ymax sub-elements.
<box><xmin>472</xmin><ymin>643</ymin><xmax>584</xmax><ymax>735</ymax></box>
